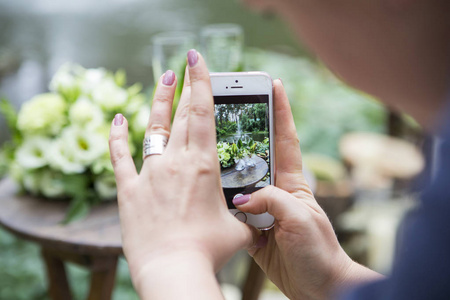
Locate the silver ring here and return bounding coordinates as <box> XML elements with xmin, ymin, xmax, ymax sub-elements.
<box><xmin>143</xmin><ymin>134</ymin><xmax>168</xmax><ymax>159</ymax></box>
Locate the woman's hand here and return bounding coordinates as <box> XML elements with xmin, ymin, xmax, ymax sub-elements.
<box><xmin>109</xmin><ymin>50</ymin><xmax>255</xmax><ymax>299</ymax></box>
<box><xmin>234</xmin><ymin>80</ymin><xmax>383</xmax><ymax>300</ymax></box>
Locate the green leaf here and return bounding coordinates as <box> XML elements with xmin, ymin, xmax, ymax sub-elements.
<box><xmin>115</xmin><ymin>68</ymin><xmax>127</xmax><ymax>87</ymax></box>
<box><xmin>0</xmin><ymin>98</ymin><xmax>22</xmax><ymax>144</ymax></box>
<box><xmin>127</xmin><ymin>83</ymin><xmax>143</xmax><ymax>96</ymax></box>
<box><xmin>237</xmin><ymin>139</ymin><xmax>243</xmax><ymax>149</ymax></box>
<box><xmin>0</xmin><ymin>98</ymin><xmax>17</xmax><ymax>131</ymax></box>
<box><xmin>62</xmin><ymin>195</ymin><xmax>90</xmax><ymax>224</ymax></box>
<box><xmin>61</xmin><ymin>174</ymin><xmax>89</xmax><ymax>197</ymax></box>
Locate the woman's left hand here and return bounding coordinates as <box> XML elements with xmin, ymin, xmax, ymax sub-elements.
<box><xmin>109</xmin><ymin>50</ymin><xmax>256</xmax><ymax>299</ymax></box>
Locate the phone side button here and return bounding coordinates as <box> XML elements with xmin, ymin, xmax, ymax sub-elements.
<box><xmin>234</xmin><ymin>212</ymin><xmax>247</xmax><ymax>223</ymax></box>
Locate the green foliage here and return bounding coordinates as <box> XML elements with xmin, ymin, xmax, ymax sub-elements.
<box><xmin>240</xmin><ymin>104</ymin><xmax>266</xmax><ymax>132</ymax></box>
<box><xmin>217</xmin><ymin>137</ymin><xmax>269</xmax><ymax>168</ymax></box>
<box><xmin>216</xmin><ymin>120</ymin><xmax>237</xmax><ymax>137</ymax></box>
<box><xmin>0</xmin><ymin>98</ymin><xmax>21</xmax><ymax>144</ymax></box>
<box><xmin>114</xmin><ymin>68</ymin><xmax>127</xmax><ymax>87</ymax></box>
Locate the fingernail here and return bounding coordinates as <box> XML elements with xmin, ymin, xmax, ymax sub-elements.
<box><xmin>278</xmin><ymin>78</ymin><xmax>283</xmax><ymax>86</ymax></box>
<box><xmin>232</xmin><ymin>194</ymin><xmax>250</xmax><ymax>206</ymax></box>
<box><xmin>162</xmin><ymin>70</ymin><xmax>175</xmax><ymax>86</ymax></box>
<box><xmin>187</xmin><ymin>49</ymin><xmax>198</xmax><ymax>67</ymax></box>
<box><xmin>255</xmin><ymin>235</ymin><xmax>268</xmax><ymax>248</ymax></box>
<box><xmin>114</xmin><ymin>113</ymin><xmax>124</xmax><ymax>126</ymax></box>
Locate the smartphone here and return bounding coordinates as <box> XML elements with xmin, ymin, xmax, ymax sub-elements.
<box><xmin>210</xmin><ymin>72</ymin><xmax>275</xmax><ymax>230</ymax></box>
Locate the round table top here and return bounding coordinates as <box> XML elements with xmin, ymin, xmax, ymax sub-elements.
<box><xmin>0</xmin><ymin>178</ymin><xmax>122</xmax><ymax>255</ymax></box>
<box><xmin>220</xmin><ymin>156</ymin><xmax>268</xmax><ymax>189</ymax></box>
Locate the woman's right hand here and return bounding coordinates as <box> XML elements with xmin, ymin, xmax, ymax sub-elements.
<box><xmin>234</xmin><ymin>80</ymin><xmax>383</xmax><ymax>300</ymax></box>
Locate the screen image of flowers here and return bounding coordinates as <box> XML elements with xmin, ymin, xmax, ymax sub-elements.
<box><xmin>0</xmin><ymin>63</ymin><xmax>149</xmax><ymax>222</ymax></box>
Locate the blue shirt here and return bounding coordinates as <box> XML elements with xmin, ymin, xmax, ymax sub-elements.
<box><xmin>343</xmin><ymin>103</ymin><xmax>450</xmax><ymax>300</ymax></box>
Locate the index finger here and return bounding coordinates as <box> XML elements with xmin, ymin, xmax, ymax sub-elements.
<box><xmin>186</xmin><ymin>49</ymin><xmax>216</xmax><ymax>151</ymax></box>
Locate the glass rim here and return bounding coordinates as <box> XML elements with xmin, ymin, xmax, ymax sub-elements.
<box><xmin>151</xmin><ymin>31</ymin><xmax>197</xmax><ymax>45</ymax></box>
<box><xmin>200</xmin><ymin>23</ymin><xmax>243</xmax><ymax>36</ymax></box>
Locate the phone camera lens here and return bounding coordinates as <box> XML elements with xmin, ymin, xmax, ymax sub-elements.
<box><xmin>235</xmin><ymin>80</ymin><xmax>238</xmax><ymax>83</ymax></box>
<box><xmin>226</xmin><ymin>86</ymin><xmax>228</xmax><ymax>89</ymax></box>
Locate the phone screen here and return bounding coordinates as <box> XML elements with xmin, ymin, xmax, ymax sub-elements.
<box><xmin>214</xmin><ymin>94</ymin><xmax>271</xmax><ymax>209</ymax></box>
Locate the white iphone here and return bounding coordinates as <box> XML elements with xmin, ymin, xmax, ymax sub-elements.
<box><xmin>210</xmin><ymin>72</ymin><xmax>275</xmax><ymax>230</ymax></box>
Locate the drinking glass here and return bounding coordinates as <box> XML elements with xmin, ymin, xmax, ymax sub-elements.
<box><xmin>200</xmin><ymin>24</ymin><xmax>244</xmax><ymax>72</ymax></box>
<box><xmin>152</xmin><ymin>31</ymin><xmax>196</xmax><ymax>84</ymax></box>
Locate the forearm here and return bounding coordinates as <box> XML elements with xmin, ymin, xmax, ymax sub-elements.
<box><xmin>132</xmin><ymin>251</ymin><xmax>224</xmax><ymax>300</ymax></box>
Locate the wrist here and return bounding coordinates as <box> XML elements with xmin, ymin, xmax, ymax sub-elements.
<box><xmin>130</xmin><ymin>247</ymin><xmax>222</xmax><ymax>300</ymax></box>
<box><xmin>331</xmin><ymin>256</ymin><xmax>384</xmax><ymax>296</ymax></box>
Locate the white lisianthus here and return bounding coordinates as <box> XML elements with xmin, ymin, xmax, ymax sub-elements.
<box><xmin>23</xmin><ymin>171</ymin><xmax>41</xmax><ymax>195</ymax></box>
<box><xmin>9</xmin><ymin>161</ymin><xmax>24</xmax><ymax>183</ymax></box>
<box><xmin>91</xmin><ymin>79</ymin><xmax>128</xmax><ymax>111</ymax></box>
<box><xmin>91</xmin><ymin>155</ymin><xmax>114</xmax><ymax>175</ymax></box>
<box><xmin>94</xmin><ymin>173</ymin><xmax>117</xmax><ymax>201</ymax></box>
<box><xmin>69</xmin><ymin>97</ymin><xmax>104</xmax><ymax>130</ymax></box>
<box><xmin>48</xmin><ymin>138</ymin><xmax>86</xmax><ymax>174</ymax></box>
<box><xmin>17</xmin><ymin>93</ymin><xmax>67</xmax><ymax>135</ymax></box>
<box><xmin>80</xmin><ymin>68</ymin><xmax>108</xmax><ymax>94</ymax></box>
<box><xmin>132</xmin><ymin>105</ymin><xmax>150</xmax><ymax>135</ymax></box>
<box><xmin>40</xmin><ymin>170</ymin><xmax>66</xmax><ymax>198</ymax></box>
<box><xmin>49</xmin><ymin>63</ymin><xmax>84</xmax><ymax>94</ymax></box>
<box><xmin>124</xmin><ymin>94</ymin><xmax>145</xmax><ymax>116</ymax></box>
<box><xmin>62</xmin><ymin>126</ymin><xmax>108</xmax><ymax>165</ymax></box>
<box><xmin>16</xmin><ymin>136</ymin><xmax>52</xmax><ymax>169</ymax></box>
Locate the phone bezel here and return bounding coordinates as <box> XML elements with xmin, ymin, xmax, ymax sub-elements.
<box><xmin>210</xmin><ymin>72</ymin><xmax>275</xmax><ymax>230</ymax></box>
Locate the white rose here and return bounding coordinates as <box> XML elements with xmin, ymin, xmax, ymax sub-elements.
<box><xmin>16</xmin><ymin>136</ymin><xmax>52</xmax><ymax>169</ymax></box>
<box><xmin>40</xmin><ymin>170</ymin><xmax>66</xmax><ymax>198</ymax></box>
<box><xmin>69</xmin><ymin>97</ymin><xmax>104</xmax><ymax>130</ymax></box>
<box><xmin>94</xmin><ymin>174</ymin><xmax>117</xmax><ymax>201</ymax></box>
<box><xmin>91</xmin><ymin>79</ymin><xmax>128</xmax><ymax>111</ymax></box>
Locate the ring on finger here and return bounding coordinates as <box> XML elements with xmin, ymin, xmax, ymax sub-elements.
<box><xmin>143</xmin><ymin>134</ymin><xmax>168</xmax><ymax>159</ymax></box>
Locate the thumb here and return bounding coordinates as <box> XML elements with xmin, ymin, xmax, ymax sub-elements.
<box><xmin>233</xmin><ymin>185</ymin><xmax>301</xmax><ymax>222</ymax></box>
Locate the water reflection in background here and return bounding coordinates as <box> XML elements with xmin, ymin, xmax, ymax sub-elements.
<box><xmin>0</xmin><ymin>0</ymin><xmax>304</xmax><ymax>143</ymax></box>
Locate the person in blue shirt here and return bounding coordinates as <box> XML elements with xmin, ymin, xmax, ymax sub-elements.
<box><xmin>108</xmin><ymin>1</ymin><xmax>450</xmax><ymax>299</ymax></box>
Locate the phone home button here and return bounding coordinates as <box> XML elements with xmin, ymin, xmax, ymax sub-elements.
<box><xmin>234</xmin><ymin>212</ymin><xmax>247</xmax><ymax>223</ymax></box>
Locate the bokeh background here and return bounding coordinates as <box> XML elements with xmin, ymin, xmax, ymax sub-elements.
<box><xmin>0</xmin><ymin>0</ymin><xmax>422</xmax><ymax>299</ymax></box>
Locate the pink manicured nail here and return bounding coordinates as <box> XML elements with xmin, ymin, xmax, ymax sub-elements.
<box><xmin>187</xmin><ymin>49</ymin><xmax>198</xmax><ymax>67</ymax></box>
<box><xmin>278</xmin><ymin>78</ymin><xmax>283</xmax><ymax>85</ymax></box>
<box><xmin>232</xmin><ymin>194</ymin><xmax>250</xmax><ymax>206</ymax></box>
<box><xmin>162</xmin><ymin>70</ymin><xmax>175</xmax><ymax>86</ymax></box>
<box><xmin>255</xmin><ymin>235</ymin><xmax>268</xmax><ymax>248</ymax></box>
<box><xmin>114</xmin><ymin>113</ymin><xmax>124</xmax><ymax>126</ymax></box>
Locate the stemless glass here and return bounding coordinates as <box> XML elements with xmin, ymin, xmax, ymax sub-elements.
<box><xmin>200</xmin><ymin>24</ymin><xmax>244</xmax><ymax>72</ymax></box>
<box><xmin>151</xmin><ymin>32</ymin><xmax>196</xmax><ymax>84</ymax></box>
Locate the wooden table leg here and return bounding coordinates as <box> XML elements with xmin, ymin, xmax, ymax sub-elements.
<box><xmin>87</xmin><ymin>256</ymin><xmax>118</xmax><ymax>300</ymax></box>
<box><xmin>41</xmin><ymin>248</ymin><xmax>73</xmax><ymax>300</ymax></box>
<box><xmin>242</xmin><ymin>258</ymin><xmax>266</xmax><ymax>300</ymax></box>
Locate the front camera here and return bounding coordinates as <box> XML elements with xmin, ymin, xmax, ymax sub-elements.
<box><xmin>235</xmin><ymin>80</ymin><xmax>239</xmax><ymax>83</ymax></box>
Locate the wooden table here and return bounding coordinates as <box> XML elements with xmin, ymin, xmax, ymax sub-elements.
<box><xmin>0</xmin><ymin>178</ymin><xmax>121</xmax><ymax>300</ymax></box>
<box><xmin>0</xmin><ymin>178</ymin><xmax>267</xmax><ymax>300</ymax></box>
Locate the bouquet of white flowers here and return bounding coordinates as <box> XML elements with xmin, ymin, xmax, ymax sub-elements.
<box><xmin>0</xmin><ymin>63</ymin><xmax>149</xmax><ymax>222</ymax></box>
